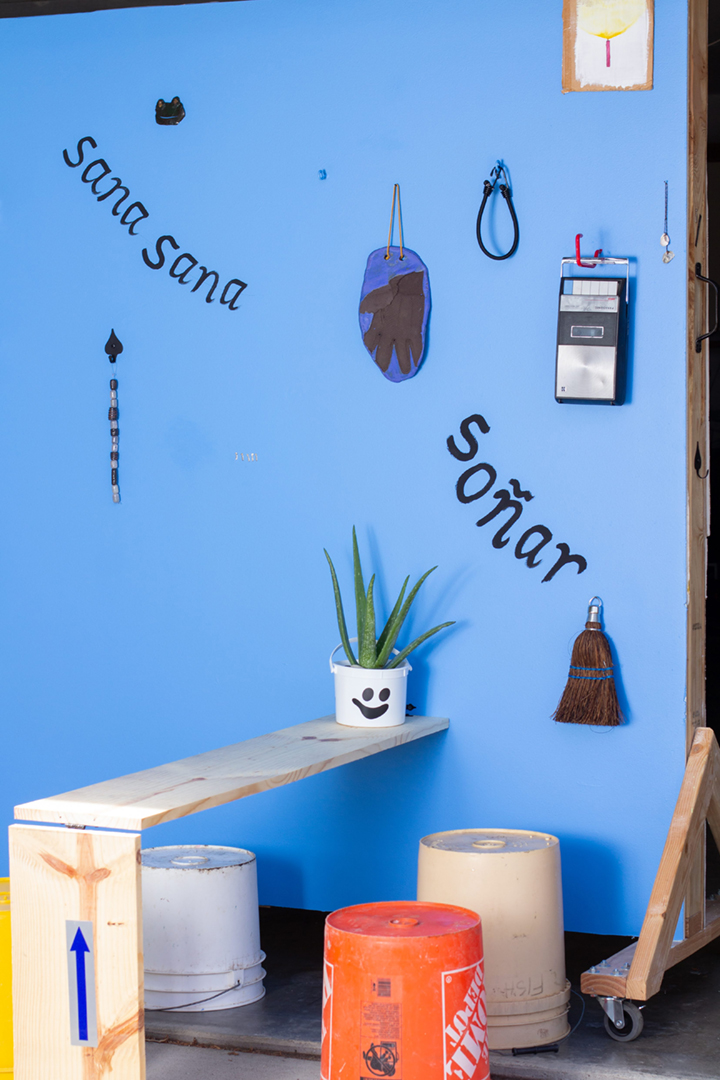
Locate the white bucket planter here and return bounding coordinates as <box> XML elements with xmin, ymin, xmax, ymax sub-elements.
<box><xmin>330</xmin><ymin>642</ymin><xmax>410</xmax><ymax>728</ymax></box>
<box><xmin>142</xmin><ymin>845</ymin><xmax>266</xmax><ymax>1012</ymax></box>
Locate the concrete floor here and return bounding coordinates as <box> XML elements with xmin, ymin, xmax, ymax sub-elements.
<box><xmin>145</xmin><ymin>909</ymin><xmax>720</xmax><ymax>1080</ymax></box>
<box><xmin>146</xmin><ymin>1044</ymin><xmax>318</xmax><ymax>1080</ymax></box>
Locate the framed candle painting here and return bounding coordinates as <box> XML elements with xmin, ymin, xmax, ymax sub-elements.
<box><xmin>562</xmin><ymin>0</ymin><xmax>654</xmax><ymax>92</ymax></box>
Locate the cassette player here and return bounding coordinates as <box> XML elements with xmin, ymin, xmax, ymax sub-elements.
<box><xmin>556</xmin><ymin>257</ymin><xmax>629</xmax><ymax>405</ymax></box>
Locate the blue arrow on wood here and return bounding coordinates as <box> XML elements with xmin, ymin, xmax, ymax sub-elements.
<box><xmin>70</xmin><ymin>927</ymin><xmax>90</xmax><ymax>1042</ymax></box>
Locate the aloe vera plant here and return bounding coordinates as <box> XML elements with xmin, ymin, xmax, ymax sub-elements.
<box><xmin>324</xmin><ymin>528</ymin><xmax>455</xmax><ymax>669</ymax></box>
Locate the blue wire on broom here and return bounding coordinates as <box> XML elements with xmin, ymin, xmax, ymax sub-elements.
<box><xmin>553</xmin><ymin>597</ymin><xmax>622</xmax><ymax>727</ymax></box>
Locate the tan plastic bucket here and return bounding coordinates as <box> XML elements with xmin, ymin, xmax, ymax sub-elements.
<box><xmin>417</xmin><ymin>829</ymin><xmax>570</xmax><ymax>1049</ymax></box>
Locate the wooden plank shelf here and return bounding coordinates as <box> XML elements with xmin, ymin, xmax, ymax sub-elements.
<box><xmin>10</xmin><ymin>714</ymin><xmax>448</xmax><ymax>1079</ymax></box>
<box><xmin>14</xmin><ymin>714</ymin><xmax>449</xmax><ymax>832</ymax></box>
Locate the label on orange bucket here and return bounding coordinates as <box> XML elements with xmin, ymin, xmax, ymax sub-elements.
<box><xmin>442</xmin><ymin>961</ymin><xmax>489</xmax><ymax>1080</ymax></box>
<box><xmin>320</xmin><ymin>959</ymin><xmax>334</xmax><ymax>1080</ymax></box>
<box><xmin>360</xmin><ymin>974</ymin><xmax>403</xmax><ymax>1079</ymax></box>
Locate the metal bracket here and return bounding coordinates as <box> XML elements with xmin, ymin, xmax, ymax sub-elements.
<box><xmin>586</xmin><ymin>956</ymin><xmax>631</xmax><ymax>977</ymax></box>
<box><xmin>597</xmin><ymin>996</ymin><xmax>625</xmax><ymax>1028</ymax></box>
<box><xmin>695</xmin><ymin>263</ymin><xmax>719</xmax><ymax>352</ymax></box>
<box><xmin>561</xmin><ymin>255</ymin><xmax>630</xmax><ymax>302</ymax></box>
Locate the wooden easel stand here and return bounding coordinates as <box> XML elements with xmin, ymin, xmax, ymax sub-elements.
<box><xmin>581</xmin><ymin>726</ymin><xmax>720</xmax><ymax>1002</ymax></box>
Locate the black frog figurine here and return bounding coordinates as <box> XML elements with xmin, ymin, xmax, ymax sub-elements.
<box><xmin>155</xmin><ymin>97</ymin><xmax>185</xmax><ymax>125</ymax></box>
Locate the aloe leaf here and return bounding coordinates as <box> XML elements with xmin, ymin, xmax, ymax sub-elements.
<box><xmin>377</xmin><ymin>577</ymin><xmax>408</xmax><ymax>655</ymax></box>
<box><xmin>387</xmin><ymin>622</ymin><xmax>456</xmax><ymax>669</ymax></box>
<box><xmin>352</xmin><ymin>527</ymin><xmax>366</xmax><ymax>650</ymax></box>
<box><xmin>359</xmin><ymin>575</ymin><xmax>378</xmax><ymax>667</ymax></box>
<box><xmin>376</xmin><ymin>567</ymin><xmax>437</xmax><ymax>668</ymax></box>
<box><xmin>324</xmin><ymin>549</ymin><xmax>357</xmax><ymax>666</ymax></box>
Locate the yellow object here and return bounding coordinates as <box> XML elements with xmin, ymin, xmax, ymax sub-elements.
<box><xmin>577</xmin><ymin>0</ymin><xmax>645</xmax><ymax>40</ymax></box>
<box><xmin>0</xmin><ymin>878</ymin><xmax>12</xmax><ymax>1075</ymax></box>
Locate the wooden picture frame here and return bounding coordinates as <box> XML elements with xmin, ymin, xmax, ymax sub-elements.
<box><xmin>562</xmin><ymin>0</ymin><xmax>654</xmax><ymax>92</ymax></box>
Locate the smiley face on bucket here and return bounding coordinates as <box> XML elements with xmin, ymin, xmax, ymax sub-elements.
<box><xmin>352</xmin><ymin>686</ymin><xmax>391</xmax><ymax>720</ymax></box>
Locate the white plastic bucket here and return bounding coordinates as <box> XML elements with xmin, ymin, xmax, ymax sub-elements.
<box><xmin>142</xmin><ymin>845</ymin><xmax>266</xmax><ymax>1012</ymax></box>
<box><xmin>417</xmin><ymin>829</ymin><xmax>570</xmax><ymax>1049</ymax></box>
<box><xmin>330</xmin><ymin>642</ymin><xmax>410</xmax><ymax>727</ymax></box>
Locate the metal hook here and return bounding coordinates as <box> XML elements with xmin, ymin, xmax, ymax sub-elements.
<box><xmin>695</xmin><ymin>264</ymin><xmax>719</xmax><ymax>352</ymax></box>
<box><xmin>695</xmin><ymin>442</ymin><xmax>709</xmax><ymax>480</ymax></box>
<box><xmin>575</xmin><ymin>233</ymin><xmax>603</xmax><ymax>269</ymax></box>
<box><xmin>483</xmin><ymin>161</ymin><xmax>511</xmax><ymax>197</ymax></box>
<box><xmin>491</xmin><ymin>162</ymin><xmax>510</xmax><ymax>189</ymax></box>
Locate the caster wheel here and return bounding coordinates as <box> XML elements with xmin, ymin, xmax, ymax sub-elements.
<box><xmin>603</xmin><ymin>1001</ymin><xmax>644</xmax><ymax>1042</ymax></box>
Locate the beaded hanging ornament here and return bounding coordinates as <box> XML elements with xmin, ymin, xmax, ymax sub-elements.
<box><xmin>104</xmin><ymin>330</ymin><xmax>123</xmax><ymax>503</ymax></box>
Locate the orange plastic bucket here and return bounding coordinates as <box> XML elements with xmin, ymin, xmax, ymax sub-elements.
<box><xmin>321</xmin><ymin>901</ymin><xmax>488</xmax><ymax>1080</ymax></box>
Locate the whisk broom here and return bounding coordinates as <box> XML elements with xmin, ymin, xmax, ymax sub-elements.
<box><xmin>553</xmin><ymin>597</ymin><xmax>621</xmax><ymax>726</ymax></box>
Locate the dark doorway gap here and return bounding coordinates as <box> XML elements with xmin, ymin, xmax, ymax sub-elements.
<box><xmin>148</xmin><ymin>907</ymin><xmax>720</xmax><ymax>1059</ymax></box>
<box><xmin>256</xmin><ymin>905</ymin><xmax>636</xmax><ymax>988</ymax></box>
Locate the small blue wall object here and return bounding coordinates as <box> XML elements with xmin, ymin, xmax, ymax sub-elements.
<box><xmin>0</xmin><ymin>0</ymin><xmax>689</xmax><ymax>935</ymax></box>
<box><xmin>359</xmin><ymin>247</ymin><xmax>430</xmax><ymax>382</ymax></box>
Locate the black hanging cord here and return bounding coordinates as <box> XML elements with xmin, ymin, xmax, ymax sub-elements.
<box><xmin>476</xmin><ymin>162</ymin><xmax>519</xmax><ymax>260</ymax></box>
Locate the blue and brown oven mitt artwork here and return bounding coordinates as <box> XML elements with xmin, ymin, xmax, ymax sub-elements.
<box><xmin>359</xmin><ymin>247</ymin><xmax>430</xmax><ymax>382</ymax></box>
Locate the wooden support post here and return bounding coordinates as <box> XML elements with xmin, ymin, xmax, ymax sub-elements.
<box><xmin>626</xmin><ymin>728</ymin><xmax>718</xmax><ymax>999</ymax></box>
<box><xmin>685</xmin><ymin>0</ymin><xmax>709</xmax><ymax>940</ymax></box>
<box><xmin>581</xmin><ymin>728</ymin><xmax>720</xmax><ymax>1002</ymax></box>
<box><xmin>9</xmin><ymin>825</ymin><xmax>144</xmax><ymax>1080</ymax></box>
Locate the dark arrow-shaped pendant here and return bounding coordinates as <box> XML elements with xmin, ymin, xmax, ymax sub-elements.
<box><xmin>104</xmin><ymin>329</ymin><xmax>123</xmax><ymax>361</ymax></box>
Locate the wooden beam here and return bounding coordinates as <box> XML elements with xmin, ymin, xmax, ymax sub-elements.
<box><xmin>626</xmin><ymin>728</ymin><xmax>715</xmax><ymax>999</ymax></box>
<box><xmin>0</xmin><ymin>0</ymin><xmax>248</xmax><ymax>19</ymax></box>
<box><xmin>686</xmin><ymin>0</ymin><xmax>709</xmax><ymax>940</ymax></box>
<box><xmin>580</xmin><ymin>901</ymin><xmax>720</xmax><ymax>998</ymax></box>
<box><xmin>9</xmin><ymin>825</ymin><xmax>144</xmax><ymax>1080</ymax></box>
<box><xmin>14</xmin><ymin>715</ymin><xmax>449</xmax><ymax>832</ymax></box>
<box><xmin>686</xmin><ymin>0</ymin><xmax>709</xmax><ymax>752</ymax></box>
<box><xmin>665</xmin><ymin>899</ymin><xmax>720</xmax><ymax>964</ymax></box>
<box><xmin>579</xmin><ymin>942</ymin><xmax>635</xmax><ymax>998</ymax></box>
<box><xmin>581</xmin><ymin>729</ymin><xmax>720</xmax><ymax>1002</ymax></box>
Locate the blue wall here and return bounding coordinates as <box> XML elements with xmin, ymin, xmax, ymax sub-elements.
<box><xmin>0</xmin><ymin>0</ymin><xmax>689</xmax><ymax>934</ymax></box>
